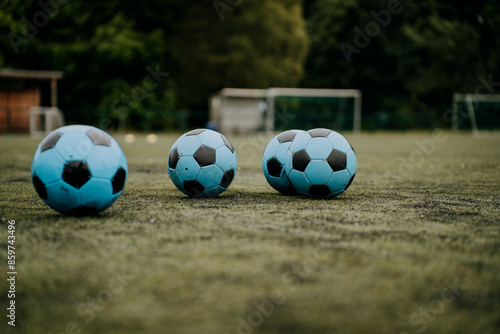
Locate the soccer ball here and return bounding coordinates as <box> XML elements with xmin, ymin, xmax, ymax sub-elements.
<box><xmin>168</xmin><ymin>129</ymin><xmax>237</xmax><ymax>198</ymax></box>
<box><xmin>262</xmin><ymin>130</ymin><xmax>304</xmax><ymax>194</ymax></box>
<box><xmin>31</xmin><ymin>125</ymin><xmax>128</xmax><ymax>215</ymax></box>
<box><xmin>285</xmin><ymin>128</ymin><xmax>356</xmax><ymax>199</ymax></box>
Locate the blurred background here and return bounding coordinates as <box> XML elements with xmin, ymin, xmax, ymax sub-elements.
<box><xmin>1</xmin><ymin>0</ymin><xmax>499</xmax><ymax>133</ymax></box>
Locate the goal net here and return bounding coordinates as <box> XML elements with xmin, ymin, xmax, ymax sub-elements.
<box><xmin>265</xmin><ymin>88</ymin><xmax>361</xmax><ymax>133</ymax></box>
<box><xmin>452</xmin><ymin>94</ymin><xmax>500</xmax><ymax>137</ymax></box>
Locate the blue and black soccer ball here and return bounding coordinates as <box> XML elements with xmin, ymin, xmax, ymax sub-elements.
<box><xmin>285</xmin><ymin>128</ymin><xmax>356</xmax><ymax>199</ymax></box>
<box><xmin>262</xmin><ymin>130</ymin><xmax>304</xmax><ymax>195</ymax></box>
<box><xmin>168</xmin><ymin>129</ymin><xmax>237</xmax><ymax>198</ymax></box>
<box><xmin>31</xmin><ymin>125</ymin><xmax>128</xmax><ymax>215</ymax></box>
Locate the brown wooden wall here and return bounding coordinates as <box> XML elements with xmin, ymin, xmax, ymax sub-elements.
<box><xmin>0</xmin><ymin>87</ymin><xmax>40</xmax><ymax>132</ymax></box>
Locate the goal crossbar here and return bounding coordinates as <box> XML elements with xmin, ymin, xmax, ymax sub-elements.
<box><xmin>265</xmin><ymin>88</ymin><xmax>362</xmax><ymax>134</ymax></box>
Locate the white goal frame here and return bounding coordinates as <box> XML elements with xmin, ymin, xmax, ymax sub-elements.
<box><xmin>265</xmin><ymin>88</ymin><xmax>362</xmax><ymax>134</ymax></box>
<box><xmin>452</xmin><ymin>93</ymin><xmax>500</xmax><ymax>138</ymax></box>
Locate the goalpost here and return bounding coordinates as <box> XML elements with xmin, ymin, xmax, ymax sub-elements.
<box><xmin>265</xmin><ymin>88</ymin><xmax>362</xmax><ymax>134</ymax></box>
<box><xmin>452</xmin><ymin>93</ymin><xmax>500</xmax><ymax>137</ymax></box>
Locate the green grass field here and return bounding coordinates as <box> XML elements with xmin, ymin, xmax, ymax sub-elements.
<box><xmin>1</xmin><ymin>131</ymin><xmax>499</xmax><ymax>334</ymax></box>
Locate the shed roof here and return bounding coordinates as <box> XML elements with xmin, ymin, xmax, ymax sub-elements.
<box><xmin>219</xmin><ymin>88</ymin><xmax>266</xmax><ymax>98</ymax></box>
<box><xmin>0</xmin><ymin>69</ymin><xmax>64</xmax><ymax>80</ymax></box>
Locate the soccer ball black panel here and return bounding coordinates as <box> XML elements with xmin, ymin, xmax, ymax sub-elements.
<box><xmin>194</xmin><ymin>145</ymin><xmax>216</xmax><ymax>167</ymax></box>
<box><xmin>169</xmin><ymin>148</ymin><xmax>179</xmax><ymax>169</ymax></box>
<box><xmin>308</xmin><ymin>128</ymin><xmax>331</xmax><ymax>138</ymax></box>
<box><xmin>62</xmin><ymin>161</ymin><xmax>92</xmax><ymax>189</ymax></box>
<box><xmin>86</xmin><ymin>129</ymin><xmax>111</xmax><ymax>146</ymax></box>
<box><xmin>221</xmin><ymin>135</ymin><xmax>235</xmax><ymax>153</ymax></box>
<box><xmin>220</xmin><ymin>169</ymin><xmax>235</xmax><ymax>188</ymax></box>
<box><xmin>66</xmin><ymin>206</ymin><xmax>100</xmax><ymax>216</ymax></box>
<box><xmin>277</xmin><ymin>131</ymin><xmax>298</xmax><ymax>143</ymax></box>
<box><xmin>112</xmin><ymin>167</ymin><xmax>127</xmax><ymax>194</ymax></box>
<box><xmin>184</xmin><ymin>180</ymin><xmax>205</xmax><ymax>196</ymax></box>
<box><xmin>285</xmin><ymin>184</ymin><xmax>298</xmax><ymax>196</ymax></box>
<box><xmin>267</xmin><ymin>158</ymin><xmax>283</xmax><ymax>178</ymax></box>
<box><xmin>308</xmin><ymin>184</ymin><xmax>332</xmax><ymax>199</ymax></box>
<box><xmin>185</xmin><ymin>129</ymin><xmax>206</xmax><ymax>136</ymax></box>
<box><xmin>292</xmin><ymin>149</ymin><xmax>311</xmax><ymax>172</ymax></box>
<box><xmin>40</xmin><ymin>132</ymin><xmax>61</xmax><ymax>152</ymax></box>
<box><xmin>345</xmin><ymin>173</ymin><xmax>356</xmax><ymax>191</ymax></box>
<box><xmin>327</xmin><ymin>149</ymin><xmax>347</xmax><ymax>172</ymax></box>
<box><xmin>32</xmin><ymin>175</ymin><xmax>48</xmax><ymax>200</ymax></box>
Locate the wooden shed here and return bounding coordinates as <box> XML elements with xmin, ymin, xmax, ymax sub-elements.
<box><xmin>0</xmin><ymin>69</ymin><xmax>64</xmax><ymax>133</ymax></box>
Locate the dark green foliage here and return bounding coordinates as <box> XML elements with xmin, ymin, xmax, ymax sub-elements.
<box><xmin>174</xmin><ymin>0</ymin><xmax>308</xmax><ymax>108</ymax></box>
<box><xmin>303</xmin><ymin>0</ymin><xmax>500</xmax><ymax>128</ymax></box>
<box><xmin>1</xmin><ymin>0</ymin><xmax>498</xmax><ymax>129</ymax></box>
<box><xmin>0</xmin><ymin>0</ymin><xmax>308</xmax><ymax>117</ymax></box>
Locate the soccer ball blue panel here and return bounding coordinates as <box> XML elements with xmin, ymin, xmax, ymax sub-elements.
<box><xmin>262</xmin><ymin>130</ymin><xmax>304</xmax><ymax>195</ymax></box>
<box><xmin>31</xmin><ymin>125</ymin><xmax>128</xmax><ymax>215</ymax></box>
<box><xmin>168</xmin><ymin>129</ymin><xmax>237</xmax><ymax>198</ymax></box>
<box><xmin>285</xmin><ymin>128</ymin><xmax>356</xmax><ymax>199</ymax></box>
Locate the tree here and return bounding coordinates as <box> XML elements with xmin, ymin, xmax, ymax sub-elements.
<box><xmin>1</xmin><ymin>0</ymin><xmax>309</xmax><ymax>121</ymax></box>
<box><xmin>1</xmin><ymin>0</ymin><xmax>175</xmax><ymax>114</ymax></box>
<box><xmin>173</xmin><ymin>0</ymin><xmax>309</xmax><ymax>109</ymax></box>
